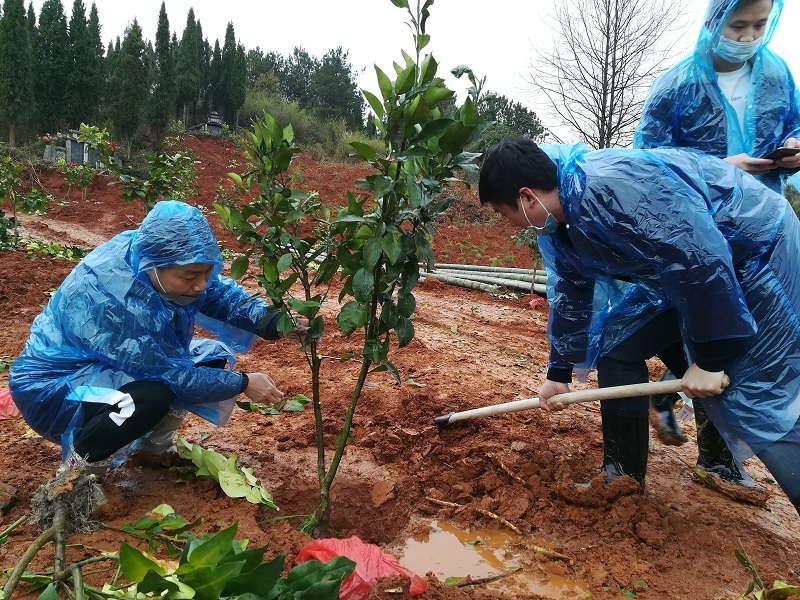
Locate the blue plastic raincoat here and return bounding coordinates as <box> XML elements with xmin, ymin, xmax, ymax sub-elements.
<box><xmin>537</xmin><ymin>144</ymin><xmax>800</xmax><ymax>461</ymax></box>
<box><xmin>634</xmin><ymin>0</ymin><xmax>800</xmax><ymax>193</ymax></box>
<box><xmin>9</xmin><ymin>201</ymin><xmax>279</xmax><ymax>455</ymax></box>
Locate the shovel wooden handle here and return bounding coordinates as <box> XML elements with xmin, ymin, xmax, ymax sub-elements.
<box><xmin>434</xmin><ymin>375</ymin><xmax>729</xmax><ymax>427</ymax></box>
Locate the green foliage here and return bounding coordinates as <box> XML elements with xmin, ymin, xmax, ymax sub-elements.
<box><xmin>176</xmin><ymin>438</ymin><xmax>279</xmax><ymax>510</ymax></box>
<box><xmin>784</xmin><ymin>181</ymin><xmax>800</xmax><ymax>219</ymax></box>
<box><xmin>175</xmin><ymin>9</ymin><xmax>201</xmax><ymax>124</ymax></box>
<box><xmin>109</xmin><ymin>19</ymin><xmax>148</xmax><ymax>153</ymax></box>
<box><xmin>237</xmin><ymin>393</ymin><xmax>310</xmax><ymax>415</ymax></box>
<box><xmin>34</xmin><ymin>0</ymin><xmax>69</xmax><ymax>133</ymax></box>
<box><xmin>0</xmin><ymin>156</ymin><xmax>49</xmax><ymax>248</ymax></box>
<box><xmin>0</xmin><ymin>0</ymin><xmax>33</xmax><ymax>144</ymax></box>
<box><xmin>11</xmin><ymin>507</ymin><xmax>354</xmax><ymax>600</ymax></box>
<box><xmin>116</xmin><ymin>150</ymin><xmax>199</xmax><ymax>213</ymax></box>
<box><xmin>466</xmin><ymin>92</ymin><xmax>547</xmax><ymax>155</ymax></box>
<box><xmin>217</xmin><ymin>0</ymin><xmax>488</xmax><ymax>535</ymax></box>
<box><xmin>148</xmin><ymin>2</ymin><xmax>176</xmax><ymax>145</ymax></box>
<box><xmin>734</xmin><ymin>540</ymin><xmax>800</xmax><ymax>599</ymax></box>
<box><xmin>23</xmin><ymin>239</ymin><xmax>88</xmax><ymax>262</ymax></box>
<box><xmin>309</xmin><ymin>47</ymin><xmax>366</xmax><ymax>130</ymax></box>
<box><xmin>59</xmin><ymin>158</ymin><xmax>95</xmax><ymax>201</ymax></box>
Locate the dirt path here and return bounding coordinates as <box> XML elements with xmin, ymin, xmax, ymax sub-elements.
<box><xmin>0</xmin><ymin>136</ymin><xmax>797</xmax><ymax>600</ymax></box>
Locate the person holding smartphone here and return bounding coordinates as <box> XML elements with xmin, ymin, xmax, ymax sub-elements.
<box><xmin>634</xmin><ymin>0</ymin><xmax>800</xmax><ymax>491</ymax></box>
<box><xmin>635</xmin><ymin>0</ymin><xmax>800</xmax><ymax>194</ymax></box>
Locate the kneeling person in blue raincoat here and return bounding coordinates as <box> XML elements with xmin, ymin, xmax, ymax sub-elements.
<box><xmin>9</xmin><ymin>200</ymin><xmax>307</xmax><ymax>475</ymax></box>
<box><xmin>478</xmin><ymin>138</ymin><xmax>800</xmax><ymax>514</ymax></box>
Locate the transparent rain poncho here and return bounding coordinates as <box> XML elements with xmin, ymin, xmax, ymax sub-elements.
<box><xmin>634</xmin><ymin>0</ymin><xmax>800</xmax><ymax>193</ymax></box>
<box><xmin>10</xmin><ymin>201</ymin><xmax>278</xmax><ymax>456</ymax></box>
<box><xmin>537</xmin><ymin>143</ymin><xmax>800</xmax><ymax>460</ymax></box>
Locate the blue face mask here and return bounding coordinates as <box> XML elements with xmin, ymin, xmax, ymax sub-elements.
<box><xmin>715</xmin><ymin>36</ymin><xmax>762</xmax><ymax>63</ymax></box>
<box><xmin>520</xmin><ymin>194</ymin><xmax>560</xmax><ymax>236</ymax></box>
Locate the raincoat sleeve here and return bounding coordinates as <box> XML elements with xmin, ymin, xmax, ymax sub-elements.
<box><xmin>578</xmin><ymin>153</ymin><xmax>757</xmax><ymax>352</ymax></box>
<box><xmin>777</xmin><ymin>60</ymin><xmax>800</xmax><ymax>146</ymax></box>
<box><xmin>61</xmin><ymin>282</ymin><xmax>244</xmax><ymax>405</ymax></box>
<box><xmin>199</xmin><ymin>275</ymin><xmax>281</xmax><ymax>341</ymax></box>
<box><xmin>537</xmin><ymin>232</ymin><xmax>595</xmax><ymax>380</ymax></box>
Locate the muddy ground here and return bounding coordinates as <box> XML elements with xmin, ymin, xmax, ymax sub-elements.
<box><xmin>0</xmin><ymin>135</ymin><xmax>798</xmax><ymax>600</ymax></box>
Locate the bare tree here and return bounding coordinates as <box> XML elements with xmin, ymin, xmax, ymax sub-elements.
<box><xmin>528</xmin><ymin>0</ymin><xmax>688</xmax><ymax>148</ymax></box>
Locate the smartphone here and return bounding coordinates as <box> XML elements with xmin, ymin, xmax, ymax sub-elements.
<box><xmin>762</xmin><ymin>147</ymin><xmax>800</xmax><ymax>161</ymax></box>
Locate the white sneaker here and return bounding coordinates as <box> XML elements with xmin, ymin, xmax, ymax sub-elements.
<box><xmin>57</xmin><ymin>450</ymin><xmax>112</xmax><ymax>478</ymax></box>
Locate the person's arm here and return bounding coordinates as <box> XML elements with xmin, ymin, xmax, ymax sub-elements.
<box><xmin>200</xmin><ymin>275</ymin><xmax>282</xmax><ymax>339</ymax></box>
<box><xmin>634</xmin><ymin>75</ymin><xmax>679</xmax><ymax>149</ymax></box>
<box><xmin>536</xmin><ymin>233</ymin><xmax>596</xmax><ymax>410</ymax></box>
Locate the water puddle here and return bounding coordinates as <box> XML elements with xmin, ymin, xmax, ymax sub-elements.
<box><xmin>397</xmin><ymin>520</ymin><xmax>593</xmax><ymax>599</ymax></box>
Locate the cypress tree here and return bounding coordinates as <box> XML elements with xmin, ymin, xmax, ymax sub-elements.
<box><xmin>85</xmin><ymin>3</ymin><xmax>103</xmax><ymax>121</ymax></box>
<box><xmin>219</xmin><ymin>21</ymin><xmax>236</xmax><ymax>125</ymax></box>
<box><xmin>109</xmin><ymin>19</ymin><xmax>147</xmax><ymax>157</ymax></box>
<box><xmin>210</xmin><ymin>39</ymin><xmax>222</xmax><ymax>111</ymax></box>
<box><xmin>66</xmin><ymin>0</ymin><xmax>92</xmax><ymax>126</ymax></box>
<box><xmin>148</xmin><ymin>2</ymin><xmax>175</xmax><ymax>147</ymax></box>
<box><xmin>26</xmin><ymin>1</ymin><xmax>33</xmax><ymax>35</ymax></box>
<box><xmin>33</xmin><ymin>0</ymin><xmax>68</xmax><ymax>134</ymax></box>
<box><xmin>175</xmin><ymin>9</ymin><xmax>199</xmax><ymax>125</ymax></box>
<box><xmin>228</xmin><ymin>42</ymin><xmax>246</xmax><ymax>129</ymax></box>
<box><xmin>0</xmin><ymin>0</ymin><xmax>34</xmax><ymax>144</ymax></box>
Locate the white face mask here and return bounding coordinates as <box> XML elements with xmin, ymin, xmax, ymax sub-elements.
<box><xmin>520</xmin><ymin>194</ymin><xmax>559</xmax><ymax>236</ymax></box>
<box><xmin>715</xmin><ymin>36</ymin><xmax>762</xmax><ymax>63</ymax></box>
<box><xmin>150</xmin><ymin>268</ymin><xmax>198</xmax><ymax>306</ymax></box>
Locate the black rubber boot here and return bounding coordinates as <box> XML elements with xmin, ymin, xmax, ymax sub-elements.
<box><xmin>601</xmin><ymin>412</ymin><xmax>650</xmax><ymax>486</ymax></box>
<box><xmin>695</xmin><ymin>401</ymin><xmax>764</xmax><ymax>492</ymax></box>
<box><xmin>650</xmin><ymin>392</ymin><xmax>690</xmax><ymax>446</ymax></box>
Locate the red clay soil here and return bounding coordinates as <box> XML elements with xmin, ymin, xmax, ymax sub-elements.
<box><xmin>0</xmin><ymin>135</ymin><xmax>798</xmax><ymax>600</ymax></box>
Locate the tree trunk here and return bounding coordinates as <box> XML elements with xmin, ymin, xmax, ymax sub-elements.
<box><xmin>7</xmin><ymin>121</ymin><xmax>16</xmax><ymax>147</ymax></box>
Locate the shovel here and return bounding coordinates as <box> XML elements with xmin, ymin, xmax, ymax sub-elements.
<box><xmin>433</xmin><ymin>376</ymin><xmax>728</xmax><ymax>428</ymax></box>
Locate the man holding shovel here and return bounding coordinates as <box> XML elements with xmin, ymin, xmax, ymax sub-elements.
<box><xmin>477</xmin><ymin>137</ymin><xmax>800</xmax><ymax>514</ymax></box>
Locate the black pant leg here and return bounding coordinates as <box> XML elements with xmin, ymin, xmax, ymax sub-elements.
<box><xmin>73</xmin><ymin>381</ymin><xmax>175</xmax><ymax>462</ymax></box>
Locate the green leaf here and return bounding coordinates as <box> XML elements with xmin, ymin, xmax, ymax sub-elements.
<box><xmin>373</xmin><ymin>175</ymin><xmax>392</xmax><ymax>200</ymax></box>
<box><xmin>381</xmin><ymin>231</ymin><xmax>402</xmax><ymax>265</ymax></box>
<box><xmin>338</xmin><ymin>302</ymin><xmax>368</xmax><ymax>336</ymax></box>
<box><xmin>350</xmin><ymin>142</ymin><xmax>377</xmax><ymax>163</ymax></box>
<box><xmin>389</xmin><ymin>0</ymin><xmax>409</xmax><ymax>7</ymax></box>
<box><xmin>277</xmin><ymin>253</ymin><xmax>293</xmax><ymax>274</ymax></box>
<box><xmin>184</xmin><ymin>522</ymin><xmax>238</xmax><ymax>568</ymax></box>
<box><xmin>416</xmin><ymin>118</ymin><xmax>456</xmax><ymax>142</ymax></box>
<box><xmin>35</xmin><ymin>583</ymin><xmax>60</xmax><ymax>600</ymax></box>
<box><xmin>444</xmin><ymin>577</ymin><xmax>465</xmax><ymax>586</ymax></box>
<box><xmin>137</xmin><ymin>570</ymin><xmax>180</xmax><ymax>595</ymax></box>
<box><xmin>397</xmin><ymin>290</ymin><xmax>416</xmax><ymax>317</ymax></box>
<box><xmin>181</xmin><ymin>562</ymin><xmax>246</xmax><ymax>600</ymax></box>
<box><xmin>227</xmin><ymin>172</ymin><xmax>243</xmax><ymax>187</ymax></box>
<box><xmin>223</xmin><ymin>553</ymin><xmax>285</xmax><ymax>596</ymax></box>
<box><xmin>120</xmin><ymin>542</ymin><xmax>166</xmax><ymax>582</ymax></box>
<box><xmin>218</xmin><ymin>471</ymin><xmax>250</xmax><ymax>499</ymax></box>
<box><xmin>353</xmin><ymin>268</ymin><xmax>375</xmax><ymax>303</ymax></box>
<box><xmin>278</xmin><ymin>557</ymin><xmax>355</xmax><ymax>595</ymax></box>
<box><xmin>151</xmin><ymin>504</ymin><xmax>175</xmax><ymax>518</ymax></box>
<box><xmin>363</xmin><ymin>236</ymin><xmax>383</xmax><ymax>269</ymax></box>
<box><xmin>395</xmin><ymin>316</ymin><xmax>415</xmax><ymax>347</ymax></box>
<box><xmin>362</xmin><ymin>90</ymin><xmax>385</xmax><ymax>120</ymax></box>
<box><xmin>231</xmin><ymin>254</ymin><xmax>249</xmax><ymax>280</ymax></box>
<box><xmin>375</xmin><ymin>65</ymin><xmax>393</xmax><ymax>102</ymax></box>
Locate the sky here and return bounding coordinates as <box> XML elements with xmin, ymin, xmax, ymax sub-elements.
<box><xmin>27</xmin><ymin>0</ymin><xmax>800</xmax><ymax>142</ymax></box>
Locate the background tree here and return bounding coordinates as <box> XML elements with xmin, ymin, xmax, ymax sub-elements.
<box><xmin>109</xmin><ymin>19</ymin><xmax>147</xmax><ymax>157</ymax></box>
<box><xmin>175</xmin><ymin>9</ymin><xmax>200</xmax><ymax>125</ymax></box>
<box><xmin>33</xmin><ymin>0</ymin><xmax>68</xmax><ymax>135</ymax></box>
<box><xmin>148</xmin><ymin>1</ymin><xmax>175</xmax><ymax>146</ymax></box>
<box><xmin>85</xmin><ymin>3</ymin><xmax>104</xmax><ymax>123</ymax></box>
<box><xmin>219</xmin><ymin>22</ymin><xmax>246</xmax><ymax>126</ymax></box>
<box><xmin>0</xmin><ymin>0</ymin><xmax>33</xmax><ymax>144</ymax></box>
<box><xmin>66</xmin><ymin>0</ymin><xmax>93</xmax><ymax>127</ymax></box>
<box><xmin>282</xmin><ymin>47</ymin><xmax>318</xmax><ymax>105</ymax></box>
<box><xmin>468</xmin><ymin>92</ymin><xmax>547</xmax><ymax>153</ymax></box>
<box><xmin>528</xmin><ymin>0</ymin><xmax>686</xmax><ymax>148</ymax></box>
<box><xmin>209</xmin><ymin>39</ymin><xmax>222</xmax><ymax>112</ymax></box>
<box><xmin>308</xmin><ymin>47</ymin><xmax>364</xmax><ymax>131</ymax></box>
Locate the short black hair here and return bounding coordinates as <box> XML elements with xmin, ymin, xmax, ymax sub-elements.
<box><xmin>478</xmin><ymin>137</ymin><xmax>558</xmax><ymax>208</ymax></box>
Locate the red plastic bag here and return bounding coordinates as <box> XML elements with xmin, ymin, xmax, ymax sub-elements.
<box><xmin>0</xmin><ymin>388</ymin><xmax>20</xmax><ymax>420</ymax></box>
<box><xmin>296</xmin><ymin>535</ymin><xmax>427</xmax><ymax>599</ymax></box>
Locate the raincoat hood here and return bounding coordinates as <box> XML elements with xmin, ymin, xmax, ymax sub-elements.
<box><xmin>698</xmin><ymin>0</ymin><xmax>782</xmax><ymax>68</ymax></box>
<box><xmin>130</xmin><ymin>200</ymin><xmax>224</xmax><ymax>277</ymax></box>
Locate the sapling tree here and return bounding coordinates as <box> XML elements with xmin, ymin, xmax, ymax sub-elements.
<box><xmin>217</xmin><ymin>0</ymin><xmax>490</xmax><ymax>535</ymax></box>
<box><xmin>0</xmin><ymin>156</ymin><xmax>50</xmax><ymax>248</ymax></box>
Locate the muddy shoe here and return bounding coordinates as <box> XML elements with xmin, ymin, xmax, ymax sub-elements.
<box><xmin>649</xmin><ymin>404</ymin><xmax>689</xmax><ymax>446</ymax></box>
<box><xmin>692</xmin><ymin>466</ymin><xmax>767</xmax><ymax>507</ymax></box>
<box><xmin>57</xmin><ymin>450</ymin><xmax>112</xmax><ymax>480</ymax></box>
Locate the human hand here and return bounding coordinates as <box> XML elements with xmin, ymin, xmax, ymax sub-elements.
<box><xmin>724</xmin><ymin>153</ymin><xmax>778</xmax><ymax>175</ymax></box>
<box><xmin>243</xmin><ymin>372</ymin><xmax>284</xmax><ymax>403</ymax></box>
<box><xmin>776</xmin><ymin>138</ymin><xmax>800</xmax><ymax>169</ymax></box>
<box><xmin>681</xmin><ymin>364</ymin><xmax>728</xmax><ymax>398</ymax></box>
<box><xmin>282</xmin><ymin>317</ymin><xmax>312</xmax><ymax>346</ymax></box>
<box><xmin>539</xmin><ymin>379</ymin><xmax>571</xmax><ymax>412</ymax></box>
